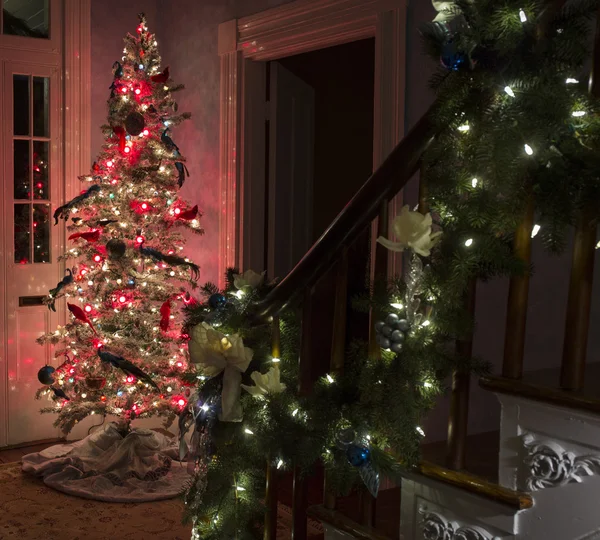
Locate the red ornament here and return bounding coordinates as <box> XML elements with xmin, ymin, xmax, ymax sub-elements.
<box><xmin>67</xmin><ymin>303</ymin><xmax>97</xmax><ymax>335</ymax></box>
<box><xmin>101</xmin><ymin>395</ymin><xmax>107</xmax><ymax>402</ymax></box>
<box><xmin>69</xmin><ymin>230</ymin><xmax>101</xmax><ymax>243</ymax></box>
<box><xmin>113</xmin><ymin>126</ymin><xmax>126</xmax><ymax>153</ymax></box>
<box><xmin>159</xmin><ymin>300</ymin><xmax>171</xmax><ymax>332</ymax></box>
<box><xmin>175</xmin><ymin>205</ymin><xmax>199</xmax><ymax>221</ymax></box>
<box><xmin>150</xmin><ymin>66</ymin><xmax>169</xmax><ymax>83</ymax></box>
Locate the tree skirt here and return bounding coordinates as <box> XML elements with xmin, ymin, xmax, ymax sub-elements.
<box><xmin>21</xmin><ymin>422</ymin><xmax>192</xmax><ymax>503</ymax></box>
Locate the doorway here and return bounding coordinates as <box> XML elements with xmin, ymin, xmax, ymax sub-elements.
<box><xmin>217</xmin><ymin>1</ymin><xmax>407</xmax><ymax>284</ymax></box>
<box><xmin>270</xmin><ymin>38</ymin><xmax>375</xmax><ymax>278</ymax></box>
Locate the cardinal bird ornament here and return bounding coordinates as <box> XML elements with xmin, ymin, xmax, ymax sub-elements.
<box><xmin>98</xmin><ymin>349</ymin><xmax>159</xmax><ymax>389</ymax></box>
<box><xmin>151</xmin><ymin>66</ymin><xmax>169</xmax><ymax>83</ymax></box>
<box><xmin>113</xmin><ymin>126</ymin><xmax>127</xmax><ymax>153</ymax></box>
<box><xmin>68</xmin><ymin>230</ymin><xmax>101</xmax><ymax>243</ymax></box>
<box><xmin>48</xmin><ymin>269</ymin><xmax>74</xmax><ymax>311</ymax></box>
<box><xmin>176</xmin><ymin>205</ymin><xmax>198</xmax><ymax>221</ymax></box>
<box><xmin>159</xmin><ymin>300</ymin><xmax>171</xmax><ymax>331</ymax></box>
<box><xmin>67</xmin><ymin>303</ymin><xmax>98</xmax><ymax>335</ymax></box>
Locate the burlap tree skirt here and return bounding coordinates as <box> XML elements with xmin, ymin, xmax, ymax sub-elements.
<box><xmin>22</xmin><ymin>422</ymin><xmax>191</xmax><ymax>503</ymax></box>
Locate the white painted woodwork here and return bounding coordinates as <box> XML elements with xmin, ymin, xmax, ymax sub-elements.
<box><xmin>496</xmin><ymin>393</ymin><xmax>600</xmax><ymax>539</ymax></box>
<box><xmin>0</xmin><ymin>0</ymin><xmax>91</xmax><ymax>447</ymax></box>
<box><xmin>218</xmin><ymin>0</ymin><xmax>407</xmax><ymax>287</ymax></box>
<box><xmin>267</xmin><ymin>61</ymin><xmax>314</xmax><ymax>280</ymax></box>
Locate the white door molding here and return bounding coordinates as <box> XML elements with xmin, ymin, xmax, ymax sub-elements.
<box><xmin>218</xmin><ymin>0</ymin><xmax>407</xmax><ymax>286</ymax></box>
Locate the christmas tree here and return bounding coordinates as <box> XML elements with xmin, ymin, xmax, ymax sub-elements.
<box><xmin>35</xmin><ymin>14</ymin><xmax>201</xmax><ymax>435</ymax></box>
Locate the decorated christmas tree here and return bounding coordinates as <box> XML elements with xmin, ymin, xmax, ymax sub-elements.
<box><xmin>35</xmin><ymin>14</ymin><xmax>201</xmax><ymax>435</ymax></box>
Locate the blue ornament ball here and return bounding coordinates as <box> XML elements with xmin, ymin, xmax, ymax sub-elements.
<box><xmin>441</xmin><ymin>39</ymin><xmax>468</xmax><ymax>71</ymax></box>
<box><xmin>397</xmin><ymin>319</ymin><xmax>410</xmax><ymax>332</ymax></box>
<box><xmin>37</xmin><ymin>365</ymin><xmax>56</xmax><ymax>385</ymax></box>
<box><xmin>374</xmin><ymin>321</ymin><xmax>385</xmax><ymax>332</ymax></box>
<box><xmin>208</xmin><ymin>293</ymin><xmax>227</xmax><ymax>309</ymax></box>
<box><xmin>346</xmin><ymin>444</ymin><xmax>370</xmax><ymax>467</ymax></box>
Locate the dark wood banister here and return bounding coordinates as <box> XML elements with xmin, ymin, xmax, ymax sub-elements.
<box><xmin>254</xmin><ymin>104</ymin><xmax>436</xmax><ymax>320</ymax></box>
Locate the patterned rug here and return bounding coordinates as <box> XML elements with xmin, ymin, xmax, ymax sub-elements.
<box><xmin>0</xmin><ymin>462</ymin><xmax>323</xmax><ymax>539</ymax></box>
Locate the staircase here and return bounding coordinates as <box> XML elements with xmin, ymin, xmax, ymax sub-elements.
<box><xmin>245</xmin><ymin>0</ymin><xmax>600</xmax><ymax>536</ymax></box>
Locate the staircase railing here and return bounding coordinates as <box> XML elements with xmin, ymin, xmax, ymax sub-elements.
<box><xmin>249</xmin><ymin>1</ymin><xmax>594</xmax><ymax>536</ymax></box>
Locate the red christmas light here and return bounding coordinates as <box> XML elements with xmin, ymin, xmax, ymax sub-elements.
<box><xmin>101</xmin><ymin>395</ymin><xmax>107</xmax><ymax>401</ymax></box>
<box><xmin>111</xmin><ymin>178</ymin><xmax>118</xmax><ymax>185</ymax></box>
<box><xmin>176</xmin><ymin>361</ymin><xmax>183</xmax><ymax>368</ymax></box>
<box><xmin>106</xmin><ymin>160</ymin><xmax>114</xmax><ymax>168</ymax></box>
<box><xmin>84</xmin><ymin>304</ymin><xmax>92</xmax><ymax>313</ymax></box>
<box><xmin>134</xmin><ymin>88</ymin><xmax>141</xmax><ymax>95</ymax></box>
<box><xmin>141</xmin><ymin>202</ymin><xmax>148</xmax><ymax>211</ymax></box>
<box><xmin>93</xmin><ymin>339</ymin><xmax>104</xmax><ymax>349</ymax></box>
<box><xmin>142</xmin><ymin>129</ymin><xmax>149</xmax><ymax>136</ymax></box>
<box><xmin>119</xmin><ymin>295</ymin><xmax>127</xmax><ymax>304</ymax></box>
<box><xmin>135</xmin><ymin>235</ymin><xmax>145</xmax><ymax>244</ymax></box>
<box><xmin>124</xmin><ymin>146</ymin><xmax>131</xmax><ymax>154</ymax></box>
<box><xmin>69</xmin><ymin>367</ymin><xmax>76</xmax><ymax>375</ymax></box>
<box><xmin>174</xmin><ymin>208</ymin><xmax>181</xmax><ymax>215</ymax></box>
<box><xmin>126</xmin><ymin>375</ymin><xmax>136</xmax><ymax>384</ymax></box>
<box><xmin>93</xmin><ymin>254</ymin><xmax>103</xmax><ymax>263</ymax></box>
<box><xmin>121</xmin><ymin>86</ymin><xmax>127</xmax><ymax>94</ymax></box>
<box><xmin>178</xmin><ymin>398</ymin><xmax>186</xmax><ymax>407</ymax></box>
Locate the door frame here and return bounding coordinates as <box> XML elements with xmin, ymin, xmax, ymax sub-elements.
<box><xmin>0</xmin><ymin>0</ymin><xmax>90</xmax><ymax>447</ymax></box>
<box><xmin>217</xmin><ymin>0</ymin><xmax>407</xmax><ymax>286</ymax></box>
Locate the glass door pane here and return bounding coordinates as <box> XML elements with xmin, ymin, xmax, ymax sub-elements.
<box><xmin>3</xmin><ymin>0</ymin><xmax>49</xmax><ymax>39</ymax></box>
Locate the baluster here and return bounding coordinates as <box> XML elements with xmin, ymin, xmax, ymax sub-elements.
<box><xmin>560</xmin><ymin>5</ymin><xmax>600</xmax><ymax>391</ymax></box>
<box><xmin>292</xmin><ymin>287</ymin><xmax>315</xmax><ymax>539</ymax></box>
<box><xmin>264</xmin><ymin>317</ymin><xmax>281</xmax><ymax>540</ymax></box>
<box><xmin>323</xmin><ymin>250</ymin><xmax>349</xmax><ymax>511</ymax></box>
<box><xmin>447</xmin><ymin>278</ymin><xmax>477</xmax><ymax>470</ymax></box>
<box><xmin>503</xmin><ymin>194</ymin><xmax>534</xmax><ymax>379</ymax></box>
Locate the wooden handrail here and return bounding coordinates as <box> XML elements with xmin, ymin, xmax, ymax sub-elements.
<box><xmin>253</xmin><ymin>105</ymin><xmax>435</xmax><ymax>321</ymax></box>
<box><xmin>307</xmin><ymin>506</ymin><xmax>391</xmax><ymax>540</ymax></box>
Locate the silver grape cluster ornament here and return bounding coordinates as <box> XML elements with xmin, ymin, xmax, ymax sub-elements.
<box><xmin>375</xmin><ymin>314</ymin><xmax>410</xmax><ymax>353</ymax></box>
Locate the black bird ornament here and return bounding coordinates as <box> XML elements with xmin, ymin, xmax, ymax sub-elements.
<box><xmin>50</xmin><ymin>386</ymin><xmax>70</xmax><ymax>401</ymax></box>
<box><xmin>161</xmin><ymin>128</ymin><xmax>179</xmax><ymax>156</ymax></box>
<box><xmin>48</xmin><ymin>268</ymin><xmax>74</xmax><ymax>311</ymax></box>
<box><xmin>53</xmin><ymin>185</ymin><xmax>101</xmax><ymax>224</ymax></box>
<box><xmin>98</xmin><ymin>349</ymin><xmax>159</xmax><ymax>390</ymax></box>
<box><xmin>175</xmin><ymin>162</ymin><xmax>189</xmax><ymax>188</ymax></box>
<box><xmin>138</xmin><ymin>243</ymin><xmax>199</xmax><ymax>280</ymax></box>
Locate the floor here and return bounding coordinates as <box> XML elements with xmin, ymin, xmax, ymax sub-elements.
<box><xmin>0</xmin><ymin>430</ymin><xmax>500</xmax><ymax>539</ymax></box>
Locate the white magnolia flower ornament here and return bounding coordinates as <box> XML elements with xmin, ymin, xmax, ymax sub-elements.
<box><xmin>233</xmin><ymin>269</ymin><xmax>265</xmax><ymax>291</ymax></box>
<box><xmin>432</xmin><ymin>0</ymin><xmax>471</xmax><ymax>23</ymax></box>
<box><xmin>377</xmin><ymin>205</ymin><xmax>442</xmax><ymax>257</ymax></box>
<box><xmin>188</xmin><ymin>322</ymin><xmax>253</xmax><ymax>422</ymax></box>
<box><xmin>242</xmin><ymin>366</ymin><xmax>286</xmax><ymax>398</ymax></box>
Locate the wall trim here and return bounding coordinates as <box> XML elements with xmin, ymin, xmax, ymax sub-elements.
<box><xmin>218</xmin><ymin>0</ymin><xmax>407</xmax><ymax>287</ymax></box>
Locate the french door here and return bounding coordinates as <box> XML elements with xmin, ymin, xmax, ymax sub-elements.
<box><xmin>0</xmin><ymin>0</ymin><xmax>66</xmax><ymax>447</ymax></box>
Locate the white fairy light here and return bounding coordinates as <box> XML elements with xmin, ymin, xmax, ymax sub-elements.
<box><xmin>519</xmin><ymin>9</ymin><xmax>527</xmax><ymax>22</ymax></box>
<box><xmin>326</xmin><ymin>374</ymin><xmax>334</xmax><ymax>384</ymax></box>
<box><xmin>416</xmin><ymin>426</ymin><xmax>425</xmax><ymax>437</ymax></box>
<box><xmin>504</xmin><ymin>86</ymin><xmax>515</xmax><ymax>97</ymax></box>
<box><xmin>572</xmin><ymin>111</ymin><xmax>586</xmax><ymax>117</ymax></box>
<box><xmin>531</xmin><ymin>224</ymin><xmax>541</xmax><ymax>238</ymax></box>
<box><xmin>272</xmin><ymin>357</ymin><xmax>280</xmax><ymax>363</ymax></box>
<box><xmin>566</xmin><ymin>78</ymin><xmax>579</xmax><ymax>84</ymax></box>
<box><xmin>292</xmin><ymin>408</ymin><xmax>299</xmax><ymax>417</ymax></box>
<box><xmin>244</xmin><ymin>428</ymin><xmax>254</xmax><ymax>435</ymax></box>
<box><xmin>457</xmin><ymin>123</ymin><xmax>470</xmax><ymax>132</ymax></box>
<box><xmin>277</xmin><ymin>459</ymin><xmax>284</xmax><ymax>470</ymax></box>
<box><xmin>422</xmin><ymin>320</ymin><xmax>431</xmax><ymax>327</ymax></box>
<box><xmin>201</xmin><ymin>403</ymin><xmax>209</xmax><ymax>412</ymax></box>
<box><xmin>471</xmin><ymin>178</ymin><xmax>478</xmax><ymax>188</ymax></box>
<box><xmin>524</xmin><ymin>144</ymin><xmax>534</xmax><ymax>155</ymax></box>
<box><xmin>423</xmin><ymin>381</ymin><xmax>433</xmax><ymax>388</ymax></box>
<box><xmin>464</xmin><ymin>238</ymin><xmax>474</xmax><ymax>247</ymax></box>
<box><xmin>81</xmin><ymin>393</ymin><xmax>87</xmax><ymax>398</ymax></box>
<box><xmin>236</xmin><ymin>486</ymin><xmax>246</xmax><ymax>491</ymax></box>
<box><xmin>390</xmin><ymin>302</ymin><xmax>403</xmax><ymax>309</ymax></box>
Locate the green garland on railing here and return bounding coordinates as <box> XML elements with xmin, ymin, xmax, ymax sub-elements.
<box><xmin>182</xmin><ymin>0</ymin><xmax>600</xmax><ymax>537</ymax></box>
